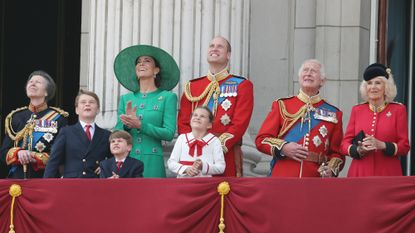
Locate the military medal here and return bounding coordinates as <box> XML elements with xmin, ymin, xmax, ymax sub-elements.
<box><xmin>232</xmin><ymin>85</ymin><xmax>238</xmax><ymax>97</ymax></box>
<box><xmin>221</xmin><ymin>99</ymin><xmax>232</xmax><ymax>111</ymax></box>
<box><xmin>35</xmin><ymin>141</ymin><xmax>46</xmax><ymax>152</ymax></box>
<box><xmin>314</xmin><ymin>108</ymin><xmax>338</xmax><ymax>123</ymax></box>
<box><xmin>313</xmin><ymin>135</ymin><xmax>322</xmax><ymax>147</ymax></box>
<box><xmin>319</xmin><ymin>125</ymin><xmax>328</xmax><ymax>138</ymax></box>
<box><xmin>43</xmin><ymin>133</ymin><xmax>54</xmax><ymax>142</ymax></box>
<box><xmin>220</xmin><ymin>114</ymin><xmax>231</xmax><ymax>126</ymax></box>
<box><xmin>386</xmin><ymin>111</ymin><xmax>392</xmax><ymax>117</ymax></box>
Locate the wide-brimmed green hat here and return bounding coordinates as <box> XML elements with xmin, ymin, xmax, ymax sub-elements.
<box><xmin>114</xmin><ymin>45</ymin><xmax>180</xmax><ymax>92</ymax></box>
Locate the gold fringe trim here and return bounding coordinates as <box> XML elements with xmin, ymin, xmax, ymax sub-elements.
<box><xmin>9</xmin><ymin>184</ymin><xmax>22</xmax><ymax>233</ymax></box>
<box><xmin>217</xmin><ymin>181</ymin><xmax>230</xmax><ymax>233</ymax></box>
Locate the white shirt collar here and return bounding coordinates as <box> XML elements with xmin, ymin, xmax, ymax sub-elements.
<box><xmin>79</xmin><ymin>120</ymin><xmax>95</xmax><ymax>129</ymax></box>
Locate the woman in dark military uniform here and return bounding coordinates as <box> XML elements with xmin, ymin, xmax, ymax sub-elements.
<box><xmin>0</xmin><ymin>70</ymin><xmax>68</xmax><ymax>178</ymax></box>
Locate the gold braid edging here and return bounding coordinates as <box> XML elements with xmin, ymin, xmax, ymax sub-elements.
<box><xmin>218</xmin><ymin>133</ymin><xmax>234</xmax><ymax>154</ymax></box>
<box><xmin>5</xmin><ymin>107</ymin><xmax>28</xmax><ymax>141</ymax></box>
<box><xmin>33</xmin><ymin>152</ymin><xmax>49</xmax><ymax>166</ymax></box>
<box><xmin>6</xmin><ymin>148</ymin><xmax>20</xmax><ymax>165</ymax></box>
<box><xmin>261</xmin><ymin>138</ymin><xmax>287</xmax><ymax>155</ymax></box>
<box><xmin>277</xmin><ymin>100</ymin><xmax>307</xmax><ymax>138</ymax></box>
<box><xmin>50</xmin><ymin>107</ymin><xmax>69</xmax><ymax>117</ymax></box>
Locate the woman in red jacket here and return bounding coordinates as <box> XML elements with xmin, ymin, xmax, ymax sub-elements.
<box><xmin>341</xmin><ymin>63</ymin><xmax>410</xmax><ymax>177</ymax></box>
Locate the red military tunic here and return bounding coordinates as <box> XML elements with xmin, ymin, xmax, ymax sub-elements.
<box><xmin>178</xmin><ymin>70</ymin><xmax>254</xmax><ymax>177</ymax></box>
<box><xmin>340</xmin><ymin>102</ymin><xmax>410</xmax><ymax>177</ymax></box>
<box><xmin>255</xmin><ymin>91</ymin><xmax>344</xmax><ymax>177</ymax></box>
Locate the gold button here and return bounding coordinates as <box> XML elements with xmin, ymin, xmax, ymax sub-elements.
<box><xmin>96</xmin><ymin>161</ymin><xmax>99</xmax><ymax>164</ymax></box>
<box><xmin>82</xmin><ymin>171</ymin><xmax>86</xmax><ymax>175</ymax></box>
<box><xmin>82</xmin><ymin>159</ymin><xmax>86</xmax><ymax>162</ymax></box>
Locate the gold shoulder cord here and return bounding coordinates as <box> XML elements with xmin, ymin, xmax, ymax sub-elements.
<box><xmin>50</xmin><ymin>106</ymin><xmax>69</xmax><ymax>117</ymax></box>
<box><xmin>5</xmin><ymin>107</ymin><xmax>28</xmax><ymax>142</ymax></box>
<box><xmin>184</xmin><ymin>81</ymin><xmax>220</xmax><ymax>114</ymax></box>
<box><xmin>277</xmin><ymin>100</ymin><xmax>307</xmax><ymax>138</ymax></box>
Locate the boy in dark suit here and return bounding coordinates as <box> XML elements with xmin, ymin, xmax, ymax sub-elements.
<box><xmin>44</xmin><ymin>90</ymin><xmax>111</xmax><ymax>178</ymax></box>
<box><xmin>100</xmin><ymin>130</ymin><xmax>144</xmax><ymax>178</ymax></box>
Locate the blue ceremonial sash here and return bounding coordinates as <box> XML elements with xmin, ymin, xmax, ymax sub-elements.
<box><xmin>206</xmin><ymin>76</ymin><xmax>244</xmax><ymax>111</ymax></box>
<box><xmin>269</xmin><ymin>102</ymin><xmax>337</xmax><ymax>175</ymax></box>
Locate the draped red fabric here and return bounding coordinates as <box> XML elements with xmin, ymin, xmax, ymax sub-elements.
<box><xmin>0</xmin><ymin>177</ymin><xmax>414</xmax><ymax>233</ymax></box>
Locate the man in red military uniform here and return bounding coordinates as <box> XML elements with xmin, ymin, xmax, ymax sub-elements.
<box><xmin>178</xmin><ymin>36</ymin><xmax>254</xmax><ymax>177</ymax></box>
<box><xmin>256</xmin><ymin>59</ymin><xmax>344</xmax><ymax>177</ymax></box>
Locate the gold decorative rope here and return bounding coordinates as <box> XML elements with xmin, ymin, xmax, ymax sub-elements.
<box><xmin>217</xmin><ymin>181</ymin><xmax>230</xmax><ymax>233</ymax></box>
<box><xmin>9</xmin><ymin>184</ymin><xmax>22</xmax><ymax>233</ymax></box>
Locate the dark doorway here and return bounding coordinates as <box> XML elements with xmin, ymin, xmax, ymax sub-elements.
<box><xmin>385</xmin><ymin>0</ymin><xmax>413</xmax><ymax>175</ymax></box>
<box><xmin>0</xmin><ymin>0</ymin><xmax>81</xmax><ymax>178</ymax></box>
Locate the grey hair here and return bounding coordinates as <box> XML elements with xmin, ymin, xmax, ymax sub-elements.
<box><xmin>359</xmin><ymin>74</ymin><xmax>397</xmax><ymax>103</ymax></box>
<box><xmin>297</xmin><ymin>59</ymin><xmax>326</xmax><ymax>80</ymax></box>
<box><xmin>26</xmin><ymin>70</ymin><xmax>56</xmax><ymax>101</ymax></box>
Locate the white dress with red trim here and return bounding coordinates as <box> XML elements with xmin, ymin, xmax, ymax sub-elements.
<box><xmin>167</xmin><ymin>132</ymin><xmax>225</xmax><ymax>178</ymax></box>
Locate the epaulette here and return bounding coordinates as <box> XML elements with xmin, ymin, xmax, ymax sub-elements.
<box><xmin>230</xmin><ymin>75</ymin><xmax>247</xmax><ymax>80</ymax></box>
<box><xmin>389</xmin><ymin>101</ymin><xmax>403</xmax><ymax>105</ymax></box>
<box><xmin>356</xmin><ymin>101</ymin><xmax>367</xmax><ymax>105</ymax></box>
<box><xmin>188</xmin><ymin>76</ymin><xmax>207</xmax><ymax>82</ymax></box>
<box><xmin>274</xmin><ymin>95</ymin><xmax>295</xmax><ymax>102</ymax></box>
<box><xmin>5</xmin><ymin>106</ymin><xmax>28</xmax><ymax>119</ymax></box>
<box><xmin>322</xmin><ymin>99</ymin><xmax>341</xmax><ymax>111</ymax></box>
<box><xmin>50</xmin><ymin>107</ymin><xmax>69</xmax><ymax>117</ymax></box>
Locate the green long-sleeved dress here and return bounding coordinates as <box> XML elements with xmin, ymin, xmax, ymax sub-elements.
<box><xmin>115</xmin><ymin>89</ymin><xmax>177</xmax><ymax>177</ymax></box>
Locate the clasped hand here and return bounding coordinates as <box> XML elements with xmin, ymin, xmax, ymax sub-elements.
<box><xmin>357</xmin><ymin>135</ymin><xmax>386</xmax><ymax>156</ymax></box>
<box><xmin>185</xmin><ymin>159</ymin><xmax>203</xmax><ymax>177</ymax></box>
<box><xmin>120</xmin><ymin>101</ymin><xmax>141</xmax><ymax>129</ymax></box>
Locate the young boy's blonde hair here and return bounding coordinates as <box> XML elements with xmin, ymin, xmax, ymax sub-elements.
<box><xmin>109</xmin><ymin>130</ymin><xmax>132</xmax><ymax>145</ymax></box>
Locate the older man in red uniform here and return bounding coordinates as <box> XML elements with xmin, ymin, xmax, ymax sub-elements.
<box><xmin>256</xmin><ymin>59</ymin><xmax>344</xmax><ymax>177</ymax></box>
<box><xmin>178</xmin><ymin>36</ymin><xmax>254</xmax><ymax>177</ymax></box>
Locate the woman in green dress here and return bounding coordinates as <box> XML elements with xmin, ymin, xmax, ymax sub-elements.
<box><xmin>114</xmin><ymin>45</ymin><xmax>180</xmax><ymax>177</ymax></box>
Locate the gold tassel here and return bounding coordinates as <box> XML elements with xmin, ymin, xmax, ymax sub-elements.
<box><xmin>9</xmin><ymin>184</ymin><xmax>22</xmax><ymax>233</ymax></box>
<box><xmin>217</xmin><ymin>181</ymin><xmax>230</xmax><ymax>233</ymax></box>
